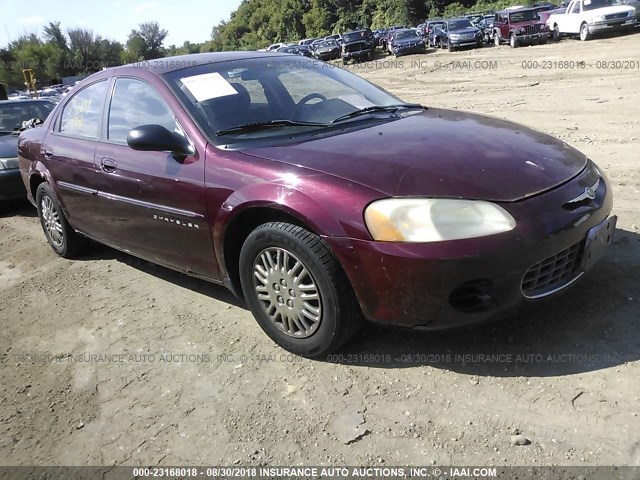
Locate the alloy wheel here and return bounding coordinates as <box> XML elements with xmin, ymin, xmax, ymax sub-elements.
<box><xmin>41</xmin><ymin>196</ymin><xmax>64</xmax><ymax>248</ymax></box>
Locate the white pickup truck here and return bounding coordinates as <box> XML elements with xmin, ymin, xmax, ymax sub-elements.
<box><xmin>546</xmin><ymin>0</ymin><xmax>637</xmax><ymax>40</ymax></box>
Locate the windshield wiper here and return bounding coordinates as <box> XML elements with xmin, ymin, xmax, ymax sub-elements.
<box><xmin>332</xmin><ymin>103</ymin><xmax>427</xmax><ymax>123</ymax></box>
<box><xmin>215</xmin><ymin>120</ymin><xmax>330</xmax><ymax>136</ymax></box>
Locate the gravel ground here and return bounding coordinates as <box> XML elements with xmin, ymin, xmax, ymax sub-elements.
<box><xmin>1</xmin><ymin>31</ymin><xmax>639</xmax><ymax>469</ymax></box>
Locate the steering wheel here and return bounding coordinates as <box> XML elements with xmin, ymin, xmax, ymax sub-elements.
<box><xmin>297</xmin><ymin>93</ymin><xmax>328</xmax><ymax>108</ymax></box>
<box><xmin>293</xmin><ymin>93</ymin><xmax>328</xmax><ymax>121</ymax></box>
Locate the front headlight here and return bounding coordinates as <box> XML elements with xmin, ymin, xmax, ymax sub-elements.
<box><xmin>0</xmin><ymin>157</ymin><xmax>19</xmax><ymax>170</ymax></box>
<box><xmin>364</xmin><ymin>198</ymin><xmax>516</xmax><ymax>242</ymax></box>
<box><xmin>590</xmin><ymin>15</ymin><xmax>605</xmax><ymax>23</ymax></box>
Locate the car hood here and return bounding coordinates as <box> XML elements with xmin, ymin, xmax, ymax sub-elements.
<box><xmin>587</xmin><ymin>5</ymin><xmax>635</xmax><ymax>14</ymax></box>
<box><xmin>0</xmin><ymin>134</ymin><xmax>19</xmax><ymax>158</ymax></box>
<box><xmin>394</xmin><ymin>37</ymin><xmax>422</xmax><ymax>45</ymax></box>
<box><xmin>450</xmin><ymin>27</ymin><xmax>480</xmax><ymax>35</ymax></box>
<box><xmin>243</xmin><ymin>109</ymin><xmax>588</xmax><ymax>202</ymax></box>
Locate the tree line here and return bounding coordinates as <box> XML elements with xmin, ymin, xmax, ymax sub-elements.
<box><xmin>1</xmin><ymin>0</ymin><xmax>532</xmax><ymax>89</ymax></box>
<box><xmin>0</xmin><ymin>21</ymin><xmax>202</xmax><ymax>89</ymax></box>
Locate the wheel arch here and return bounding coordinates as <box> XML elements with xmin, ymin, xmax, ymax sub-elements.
<box><xmin>214</xmin><ymin>186</ymin><xmax>352</xmax><ymax>299</ymax></box>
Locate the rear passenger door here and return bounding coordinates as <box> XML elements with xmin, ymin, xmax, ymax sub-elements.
<box><xmin>92</xmin><ymin>77</ymin><xmax>216</xmax><ymax>278</ymax></box>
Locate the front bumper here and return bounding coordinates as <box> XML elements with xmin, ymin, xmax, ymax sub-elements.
<box><xmin>589</xmin><ymin>18</ymin><xmax>637</xmax><ymax>32</ymax></box>
<box><xmin>326</xmin><ymin>164</ymin><xmax>613</xmax><ymax>329</ymax></box>
<box><xmin>0</xmin><ymin>168</ymin><xmax>27</xmax><ymax>201</ymax></box>
<box><xmin>514</xmin><ymin>32</ymin><xmax>551</xmax><ymax>43</ymax></box>
<box><xmin>316</xmin><ymin>51</ymin><xmax>339</xmax><ymax>60</ymax></box>
<box><xmin>449</xmin><ymin>37</ymin><xmax>483</xmax><ymax>47</ymax></box>
<box><xmin>342</xmin><ymin>50</ymin><xmax>371</xmax><ymax>61</ymax></box>
<box><xmin>392</xmin><ymin>44</ymin><xmax>427</xmax><ymax>56</ymax></box>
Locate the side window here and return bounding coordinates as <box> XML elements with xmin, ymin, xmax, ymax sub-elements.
<box><xmin>59</xmin><ymin>80</ymin><xmax>108</xmax><ymax>139</ymax></box>
<box><xmin>571</xmin><ymin>2</ymin><xmax>581</xmax><ymax>12</ymax></box>
<box><xmin>108</xmin><ymin>78</ymin><xmax>178</xmax><ymax>143</ymax></box>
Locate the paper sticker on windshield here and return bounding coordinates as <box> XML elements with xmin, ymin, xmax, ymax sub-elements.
<box><xmin>584</xmin><ymin>0</ymin><xmax>591</xmax><ymax>5</ymax></box>
<box><xmin>339</xmin><ymin>94</ymin><xmax>376</xmax><ymax>110</ymax></box>
<box><xmin>180</xmin><ymin>72</ymin><xmax>238</xmax><ymax>102</ymax></box>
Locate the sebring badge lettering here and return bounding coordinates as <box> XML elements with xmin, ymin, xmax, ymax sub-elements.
<box><xmin>153</xmin><ymin>215</ymin><xmax>200</xmax><ymax>229</ymax></box>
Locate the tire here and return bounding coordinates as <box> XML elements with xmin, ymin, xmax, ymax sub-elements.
<box><xmin>239</xmin><ymin>222</ymin><xmax>363</xmax><ymax>357</ymax></box>
<box><xmin>447</xmin><ymin>40</ymin><xmax>454</xmax><ymax>52</ymax></box>
<box><xmin>494</xmin><ymin>34</ymin><xmax>501</xmax><ymax>46</ymax></box>
<box><xmin>510</xmin><ymin>34</ymin><xmax>519</xmax><ymax>48</ymax></box>
<box><xmin>580</xmin><ymin>22</ymin><xmax>591</xmax><ymax>41</ymax></box>
<box><xmin>553</xmin><ymin>25</ymin><xmax>561</xmax><ymax>41</ymax></box>
<box><xmin>36</xmin><ymin>183</ymin><xmax>87</xmax><ymax>258</ymax></box>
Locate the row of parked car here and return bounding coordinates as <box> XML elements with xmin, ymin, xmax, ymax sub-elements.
<box><xmin>264</xmin><ymin>0</ymin><xmax>639</xmax><ymax>60</ymax></box>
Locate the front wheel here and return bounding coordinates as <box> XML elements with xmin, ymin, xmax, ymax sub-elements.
<box><xmin>239</xmin><ymin>222</ymin><xmax>363</xmax><ymax>357</ymax></box>
<box><xmin>447</xmin><ymin>40</ymin><xmax>454</xmax><ymax>52</ymax></box>
<box><xmin>553</xmin><ymin>25</ymin><xmax>561</xmax><ymax>41</ymax></box>
<box><xmin>510</xmin><ymin>34</ymin><xmax>519</xmax><ymax>48</ymax></box>
<box><xmin>36</xmin><ymin>183</ymin><xmax>87</xmax><ymax>258</ymax></box>
<box><xmin>494</xmin><ymin>34</ymin><xmax>501</xmax><ymax>46</ymax></box>
<box><xmin>580</xmin><ymin>22</ymin><xmax>591</xmax><ymax>41</ymax></box>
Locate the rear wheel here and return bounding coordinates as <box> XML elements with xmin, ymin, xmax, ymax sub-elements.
<box><xmin>580</xmin><ymin>22</ymin><xmax>591</xmax><ymax>41</ymax></box>
<box><xmin>239</xmin><ymin>222</ymin><xmax>363</xmax><ymax>357</ymax></box>
<box><xmin>36</xmin><ymin>183</ymin><xmax>87</xmax><ymax>258</ymax></box>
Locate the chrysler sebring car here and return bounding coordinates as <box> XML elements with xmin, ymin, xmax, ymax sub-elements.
<box><xmin>18</xmin><ymin>52</ymin><xmax>615</xmax><ymax>357</ymax></box>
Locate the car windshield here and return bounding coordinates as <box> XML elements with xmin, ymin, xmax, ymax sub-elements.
<box><xmin>448</xmin><ymin>19</ymin><xmax>473</xmax><ymax>30</ymax></box>
<box><xmin>583</xmin><ymin>0</ymin><xmax>622</xmax><ymax>9</ymax></box>
<box><xmin>165</xmin><ymin>57</ymin><xmax>405</xmax><ymax>144</ymax></box>
<box><xmin>343</xmin><ymin>32</ymin><xmax>368</xmax><ymax>43</ymax></box>
<box><xmin>509</xmin><ymin>10</ymin><xmax>540</xmax><ymax>21</ymax></box>
<box><xmin>395</xmin><ymin>31</ymin><xmax>419</xmax><ymax>40</ymax></box>
<box><xmin>318</xmin><ymin>40</ymin><xmax>336</xmax><ymax>48</ymax></box>
<box><xmin>0</xmin><ymin>102</ymin><xmax>54</xmax><ymax>131</ymax></box>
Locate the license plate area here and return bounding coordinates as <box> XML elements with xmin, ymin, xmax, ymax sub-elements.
<box><xmin>581</xmin><ymin>216</ymin><xmax>617</xmax><ymax>272</ymax></box>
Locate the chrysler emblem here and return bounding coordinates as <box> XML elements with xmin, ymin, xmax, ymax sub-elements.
<box><xmin>565</xmin><ymin>178</ymin><xmax>600</xmax><ymax>205</ymax></box>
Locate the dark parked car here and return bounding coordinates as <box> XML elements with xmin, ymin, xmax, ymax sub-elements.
<box><xmin>379</xmin><ymin>25</ymin><xmax>406</xmax><ymax>50</ymax></box>
<box><xmin>276</xmin><ymin>45</ymin><xmax>312</xmax><ymax>57</ymax></box>
<box><xmin>313</xmin><ymin>40</ymin><xmax>341</xmax><ymax>60</ymax></box>
<box><xmin>1</xmin><ymin>99</ymin><xmax>55</xmax><ymax>202</ymax></box>
<box><xmin>19</xmin><ymin>52</ymin><xmax>615</xmax><ymax>357</ymax></box>
<box><xmin>372</xmin><ymin>29</ymin><xmax>386</xmax><ymax>47</ymax></box>
<box><xmin>441</xmin><ymin>18</ymin><xmax>484</xmax><ymax>50</ymax></box>
<box><xmin>341</xmin><ymin>29</ymin><xmax>374</xmax><ymax>64</ymax></box>
<box><xmin>426</xmin><ymin>21</ymin><xmax>446</xmax><ymax>46</ymax></box>
<box><xmin>494</xmin><ymin>8</ymin><xmax>551</xmax><ymax>47</ymax></box>
<box><xmin>388</xmin><ymin>29</ymin><xmax>427</xmax><ymax>57</ymax></box>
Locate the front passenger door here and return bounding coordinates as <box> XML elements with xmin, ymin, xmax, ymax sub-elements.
<box><xmin>92</xmin><ymin>77</ymin><xmax>216</xmax><ymax>278</ymax></box>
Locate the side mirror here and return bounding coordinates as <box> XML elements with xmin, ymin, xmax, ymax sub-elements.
<box><xmin>127</xmin><ymin>124</ymin><xmax>194</xmax><ymax>158</ymax></box>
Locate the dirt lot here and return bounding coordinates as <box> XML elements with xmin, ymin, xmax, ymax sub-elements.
<box><xmin>1</xmin><ymin>32</ymin><xmax>640</xmax><ymax>469</ymax></box>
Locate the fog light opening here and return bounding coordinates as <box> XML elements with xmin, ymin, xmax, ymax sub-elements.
<box><xmin>449</xmin><ymin>279</ymin><xmax>495</xmax><ymax>313</ymax></box>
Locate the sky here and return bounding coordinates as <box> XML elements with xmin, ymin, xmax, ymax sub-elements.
<box><xmin>0</xmin><ymin>0</ymin><xmax>243</xmax><ymax>48</ymax></box>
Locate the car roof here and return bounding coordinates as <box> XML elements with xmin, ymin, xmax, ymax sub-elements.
<box><xmin>448</xmin><ymin>17</ymin><xmax>472</xmax><ymax>21</ymax></box>
<box><xmin>0</xmin><ymin>98</ymin><xmax>53</xmax><ymax>104</ymax></box>
<box><xmin>496</xmin><ymin>6</ymin><xmax>537</xmax><ymax>13</ymax></box>
<box><xmin>118</xmin><ymin>51</ymin><xmax>285</xmax><ymax>75</ymax></box>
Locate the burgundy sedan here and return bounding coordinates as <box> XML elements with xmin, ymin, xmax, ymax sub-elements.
<box><xmin>18</xmin><ymin>52</ymin><xmax>615</xmax><ymax>357</ymax></box>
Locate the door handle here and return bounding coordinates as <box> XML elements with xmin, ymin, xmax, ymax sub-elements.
<box><xmin>41</xmin><ymin>148</ymin><xmax>54</xmax><ymax>159</ymax></box>
<box><xmin>100</xmin><ymin>157</ymin><xmax>117</xmax><ymax>173</ymax></box>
